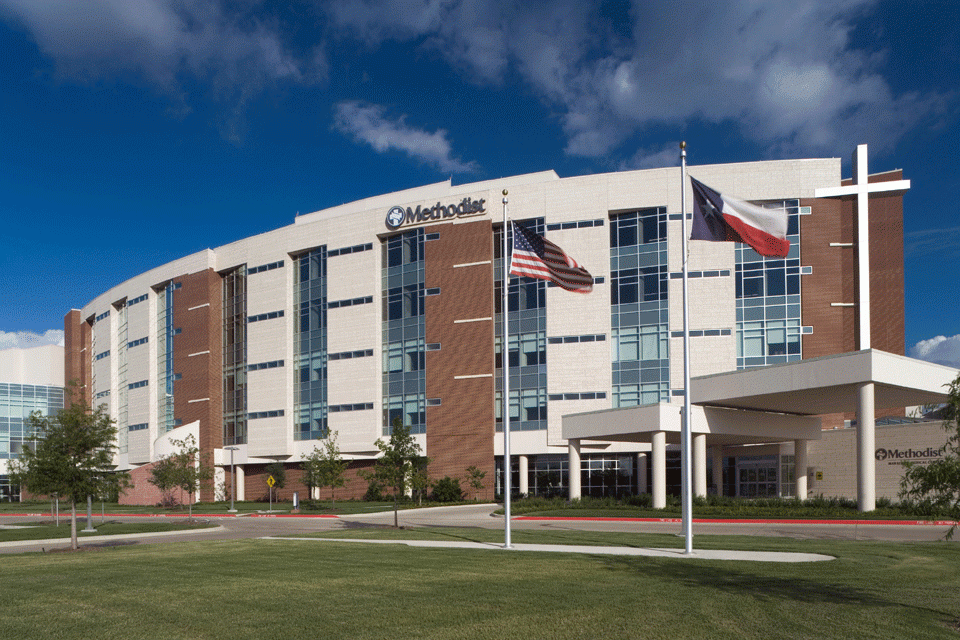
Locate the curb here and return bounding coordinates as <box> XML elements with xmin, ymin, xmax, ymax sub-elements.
<box><xmin>0</xmin><ymin>512</ymin><xmax>337</xmax><ymax>519</ymax></box>
<box><xmin>513</xmin><ymin>516</ymin><xmax>959</xmax><ymax>526</ymax></box>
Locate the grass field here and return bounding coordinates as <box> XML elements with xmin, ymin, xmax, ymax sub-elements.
<box><xmin>1</xmin><ymin>528</ymin><xmax>958</xmax><ymax>639</ymax></box>
<box><xmin>0</xmin><ymin>520</ymin><xmax>216</xmax><ymax>543</ymax></box>
<box><xmin>0</xmin><ymin>500</ymin><xmax>397</xmax><ymax>515</ymax></box>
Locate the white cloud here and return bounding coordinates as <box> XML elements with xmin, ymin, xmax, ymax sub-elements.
<box><xmin>323</xmin><ymin>0</ymin><xmax>950</xmax><ymax>160</ymax></box>
<box><xmin>910</xmin><ymin>335</ymin><xmax>960</xmax><ymax>368</ymax></box>
<box><xmin>0</xmin><ymin>0</ymin><xmax>319</xmax><ymax>141</ymax></box>
<box><xmin>5</xmin><ymin>1</ymin><xmax>948</xmax><ymax>162</ymax></box>
<box><xmin>0</xmin><ymin>330</ymin><xmax>65</xmax><ymax>350</ymax></box>
<box><xmin>905</xmin><ymin>227</ymin><xmax>960</xmax><ymax>259</ymax></box>
<box><xmin>620</xmin><ymin>143</ymin><xmax>682</xmax><ymax>171</ymax></box>
<box><xmin>333</xmin><ymin>101</ymin><xmax>479</xmax><ymax>173</ymax></box>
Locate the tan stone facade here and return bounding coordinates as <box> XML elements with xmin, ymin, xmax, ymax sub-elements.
<box><xmin>806</xmin><ymin>421</ymin><xmax>947</xmax><ymax>500</ymax></box>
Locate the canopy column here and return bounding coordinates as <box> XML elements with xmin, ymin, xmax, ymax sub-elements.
<box><xmin>568</xmin><ymin>440</ymin><xmax>581</xmax><ymax>500</ymax></box>
<box><xmin>857</xmin><ymin>382</ymin><xmax>876</xmax><ymax>511</ymax></box>
<box><xmin>651</xmin><ymin>432</ymin><xmax>666</xmax><ymax>509</ymax></box>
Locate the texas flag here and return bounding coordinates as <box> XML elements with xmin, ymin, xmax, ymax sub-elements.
<box><xmin>690</xmin><ymin>177</ymin><xmax>790</xmax><ymax>258</ymax></box>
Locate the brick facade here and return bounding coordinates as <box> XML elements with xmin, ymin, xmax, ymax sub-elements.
<box><xmin>171</xmin><ymin>269</ymin><xmax>224</xmax><ymax>500</ymax></box>
<box><xmin>801</xmin><ymin>176</ymin><xmax>906</xmax><ymax>430</ymax></box>
<box><xmin>241</xmin><ymin>460</ymin><xmax>376</xmax><ymax>502</ymax></box>
<box><xmin>423</xmin><ymin>219</ymin><xmax>496</xmax><ymax>500</ymax></box>
<box><xmin>63</xmin><ymin>309</ymin><xmax>92</xmax><ymax>405</ymax></box>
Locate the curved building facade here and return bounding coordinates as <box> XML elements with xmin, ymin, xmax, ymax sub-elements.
<box><xmin>64</xmin><ymin>156</ymin><xmax>906</xmax><ymax>504</ymax></box>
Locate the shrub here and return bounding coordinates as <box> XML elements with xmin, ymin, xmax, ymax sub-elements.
<box><xmin>430</xmin><ymin>477</ymin><xmax>464</xmax><ymax>502</ymax></box>
<box><xmin>363</xmin><ymin>479</ymin><xmax>384</xmax><ymax>502</ymax></box>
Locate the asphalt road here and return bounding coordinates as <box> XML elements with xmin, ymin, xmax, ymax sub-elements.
<box><xmin>1</xmin><ymin>503</ymin><xmax>955</xmax><ymax>554</ymax></box>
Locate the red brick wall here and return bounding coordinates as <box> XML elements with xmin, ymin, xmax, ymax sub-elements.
<box><xmin>423</xmin><ymin>219</ymin><xmax>496</xmax><ymax>500</ymax></box>
<box><xmin>801</xmin><ymin>173</ymin><xmax>906</xmax><ymax>429</ymax></box>
<box><xmin>800</xmin><ymin>197</ymin><xmax>855</xmax><ymax>358</ymax></box>
<box><xmin>171</xmin><ymin>269</ymin><xmax>224</xmax><ymax>500</ymax></box>
<box><xmin>120</xmin><ymin>462</ymin><xmax>168</xmax><ymax>506</ymax></box>
<box><xmin>242</xmin><ymin>460</ymin><xmax>376</xmax><ymax>502</ymax></box>
<box><xmin>865</xmin><ymin>170</ymin><xmax>905</xmax><ymax>356</ymax></box>
<box><xmin>63</xmin><ymin>309</ymin><xmax>92</xmax><ymax>406</ymax></box>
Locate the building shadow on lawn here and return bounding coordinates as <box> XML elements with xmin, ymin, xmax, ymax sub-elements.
<box><xmin>599</xmin><ymin>556</ymin><xmax>885</xmax><ymax>607</ymax></box>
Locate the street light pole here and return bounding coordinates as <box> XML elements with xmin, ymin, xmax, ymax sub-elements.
<box><xmin>225</xmin><ymin>446</ymin><xmax>239</xmax><ymax>513</ymax></box>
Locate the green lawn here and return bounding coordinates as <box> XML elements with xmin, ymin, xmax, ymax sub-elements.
<box><xmin>1</xmin><ymin>530</ymin><xmax>957</xmax><ymax>639</ymax></box>
<box><xmin>0</xmin><ymin>521</ymin><xmax>216</xmax><ymax>543</ymax></box>
<box><xmin>0</xmin><ymin>500</ymin><xmax>397</xmax><ymax>515</ymax></box>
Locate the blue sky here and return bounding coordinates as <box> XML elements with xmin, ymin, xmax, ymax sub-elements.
<box><xmin>0</xmin><ymin>0</ymin><xmax>958</xmax><ymax>365</ymax></box>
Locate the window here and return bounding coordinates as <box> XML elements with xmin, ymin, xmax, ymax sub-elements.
<box><xmin>735</xmin><ymin>201</ymin><xmax>803</xmax><ymax>368</ymax></box>
<box><xmin>247</xmin><ymin>260</ymin><xmax>284</xmax><ymax>275</ymax></box>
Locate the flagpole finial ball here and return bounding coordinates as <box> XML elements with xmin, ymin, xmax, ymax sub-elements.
<box><xmin>680</xmin><ymin>141</ymin><xmax>686</xmax><ymax>150</ymax></box>
<box><xmin>502</xmin><ymin>189</ymin><xmax>508</xmax><ymax>196</ymax></box>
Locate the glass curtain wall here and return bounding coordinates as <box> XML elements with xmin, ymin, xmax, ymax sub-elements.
<box><xmin>494</xmin><ymin>220</ymin><xmax>547</xmax><ymax>433</ymax></box>
<box><xmin>0</xmin><ymin>383</ymin><xmax>64</xmax><ymax>500</ymax></box>
<box><xmin>295</xmin><ymin>248</ymin><xmax>328</xmax><ymax>441</ymax></box>
<box><xmin>223</xmin><ymin>266</ymin><xmax>247</xmax><ymax>445</ymax></box>
<box><xmin>156</xmin><ymin>283</ymin><xmax>176</xmax><ymax>433</ymax></box>
<box><xmin>736</xmin><ymin>202</ymin><xmax>803</xmax><ymax>368</ymax></box>
<box><xmin>382</xmin><ymin>230</ymin><xmax>426</xmax><ymax>435</ymax></box>
<box><xmin>116</xmin><ymin>302</ymin><xmax>128</xmax><ymax>453</ymax></box>
<box><xmin>609</xmin><ymin>207</ymin><xmax>670</xmax><ymax>406</ymax></box>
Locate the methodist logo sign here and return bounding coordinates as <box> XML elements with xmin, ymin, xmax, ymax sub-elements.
<box><xmin>875</xmin><ymin>447</ymin><xmax>943</xmax><ymax>464</ymax></box>
<box><xmin>385</xmin><ymin>197</ymin><xmax>486</xmax><ymax>230</ymax></box>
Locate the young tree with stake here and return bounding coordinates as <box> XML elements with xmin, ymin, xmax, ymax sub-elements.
<box><xmin>364</xmin><ymin>417</ymin><xmax>422</xmax><ymax>527</ymax></box>
<box><xmin>10</xmin><ymin>398</ymin><xmax>130</xmax><ymax>550</ymax></box>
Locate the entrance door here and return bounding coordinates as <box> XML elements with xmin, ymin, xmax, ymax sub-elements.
<box><xmin>736</xmin><ymin>456</ymin><xmax>779</xmax><ymax>497</ymax></box>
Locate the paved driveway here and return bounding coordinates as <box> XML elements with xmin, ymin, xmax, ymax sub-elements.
<box><xmin>0</xmin><ymin>504</ymin><xmax>954</xmax><ymax>553</ymax></box>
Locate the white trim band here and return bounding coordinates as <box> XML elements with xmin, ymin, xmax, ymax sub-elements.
<box><xmin>188</xmin><ymin>350</ymin><xmax>211</xmax><ymax>357</ymax></box>
<box><xmin>188</xmin><ymin>398</ymin><xmax>210</xmax><ymax>403</ymax></box>
<box><xmin>454</xmin><ymin>317</ymin><xmax>492</xmax><ymax>324</ymax></box>
<box><xmin>188</xmin><ymin>303</ymin><xmax>210</xmax><ymax>311</ymax></box>
<box><xmin>829</xmin><ymin>243</ymin><xmax>854</xmax><ymax>247</ymax></box>
<box><xmin>453</xmin><ymin>261</ymin><xmax>492</xmax><ymax>268</ymax></box>
<box><xmin>830</xmin><ymin>303</ymin><xmax>856</xmax><ymax>307</ymax></box>
<box><xmin>454</xmin><ymin>373</ymin><xmax>493</xmax><ymax>379</ymax></box>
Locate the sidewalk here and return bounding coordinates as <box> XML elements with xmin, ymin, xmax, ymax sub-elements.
<box><xmin>267</xmin><ymin>536</ymin><xmax>835</xmax><ymax>563</ymax></box>
<box><xmin>0</xmin><ymin>525</ymin><xmax>227</xmax><ymax>551</ymax></box>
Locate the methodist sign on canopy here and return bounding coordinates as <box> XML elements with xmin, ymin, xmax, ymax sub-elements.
<box><xmin>385</xmin><ymin>197</ymin><xmax>486</xmax><ymax>229</ymax></box>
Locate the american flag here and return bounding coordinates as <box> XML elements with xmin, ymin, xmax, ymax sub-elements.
<box><xmin>509</xmin><ymin>221</ymin><xmax>593</xmax><ymax>293</ymax></box>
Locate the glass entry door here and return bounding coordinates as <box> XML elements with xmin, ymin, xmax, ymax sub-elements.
<box><xmin>736</xmin><ymin>456</ymin><xmax>779</xmax><ymax>497</ymax></box>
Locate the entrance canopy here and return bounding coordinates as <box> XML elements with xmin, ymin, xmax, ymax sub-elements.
<box><xmin>691</xmin><ymin>350</ymin><xmax>956</xmax><ymax>415</ymax></box>
<box><xmin>561</xmin><ymin>349</ymin><xmax>958</xmax><ymax>511</ymax></box>
<box><xmin>561</xmin><ymin>402</ymin><xmax>821</xmax><ymax>446</ymax></box>
<box><xmin>563</xmin><ymin>350</ymin><xmax>957</xmax><ymax>444</ymax></box>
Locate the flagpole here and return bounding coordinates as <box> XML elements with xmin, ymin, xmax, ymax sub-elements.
<box><xmin>679</xmin><ymin>142</ymin><xmax>693</xmax><ymax>554</ymax></box>
<box><xmin>501</xmin><ymin>189</ymin><xmax>512</xmax><ymax>549</ymax></box>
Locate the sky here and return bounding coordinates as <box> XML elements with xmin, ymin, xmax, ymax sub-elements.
<box><xmin>0</xmin><ymin>0</ymin><xmax>958</xmax><ymax>366</ymax></box>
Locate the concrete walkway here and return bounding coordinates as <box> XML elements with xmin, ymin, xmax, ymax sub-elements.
<box><xmin>0</xmin><ymin>525</ymin><xmax>228</xmax><ymax>552</ymax></box>
<box><xmin>267</xmin><ymin>536</ymin><xmax>834</xmax><ymax>563</ymax></box>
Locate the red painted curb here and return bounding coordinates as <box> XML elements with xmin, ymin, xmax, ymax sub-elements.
<box><xmin>248</xmin><ymin>514</ymin><xmax>338</xmax><ymax>518</ymax></box>
<box><xmin>513</xmin><ymin>516</ymin><xmax>959</xmax><ymax>526</ymax></box>
<box><xmin>0</xmin><ymin>512</ymin><xmax>338</xmax><ymax>519</ymax></box>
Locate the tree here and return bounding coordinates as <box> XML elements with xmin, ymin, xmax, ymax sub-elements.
<box><xmin>149</xmin><ymin>434</ymin><xmax>211</xmax><ymax>523</ymax></box>
<box><xmin>302</xmin><ymin>430</ymin><xmax>348</xmax><ymax>508</ymax></box>
<box><xmin>901</xmin><ymin>372</ymin><xmax>960</xmax><ymax>539</ymax></box>
<box><xmin>363</xmin><ymin>417</ymin><xmax>423</xmax><ymax>527</ymax></box>
<box><xmin>409</xmin><ymin>455</ymin><xmax>431</xmax><ymax>506</ymax></box>
<box><xmin>9</xmin><ymin>400</ymin><xmax>130</xmax><ymax>550</ymax></box>
<box><xmin>466</xmin><ymin>465</ymin><xmax>486</xmax><ymax>500</ymax></box>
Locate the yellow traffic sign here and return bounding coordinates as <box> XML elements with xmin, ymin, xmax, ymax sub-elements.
<box><xmin>267</xmin><ymin>475</ymin><xmax>276</xmax><ymax>488</ymax></box>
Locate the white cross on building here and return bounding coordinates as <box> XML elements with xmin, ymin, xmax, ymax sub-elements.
<box><xmin>814</xmin><ymin>144</ymin><xmax>911</xmax><ymax>513</ymax></box>
<box><xmin>814</xmin><ymin>144</ymin><xmax>911</xmax><ymax>349</ymax></box>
